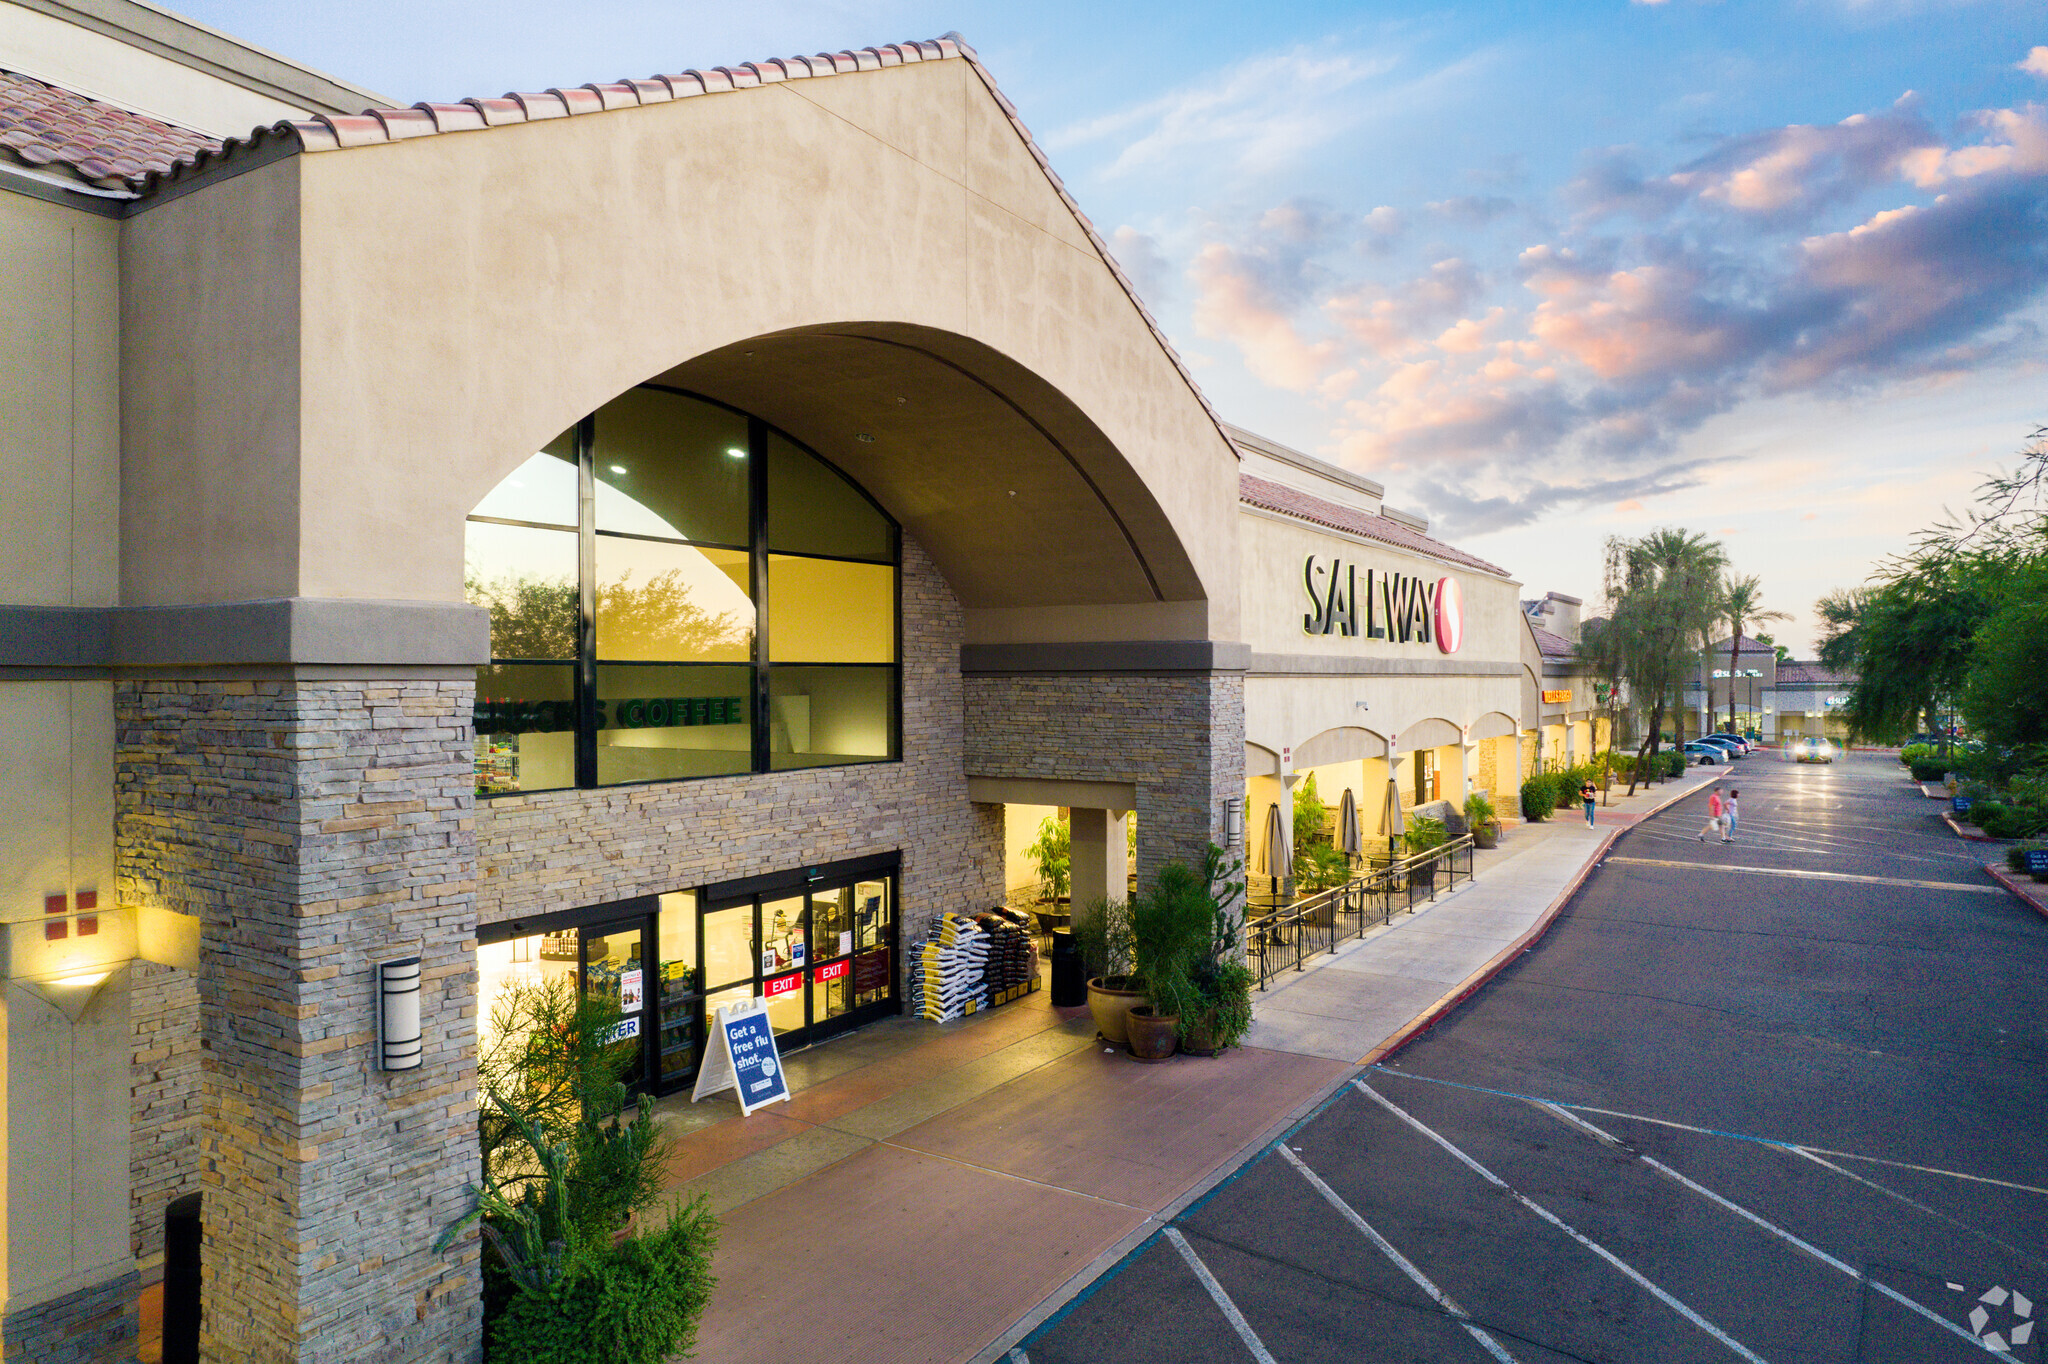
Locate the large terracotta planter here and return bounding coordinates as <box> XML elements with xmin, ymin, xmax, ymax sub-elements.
<box><xmin>1126</xmin><ymin>1006</ymin><xmax>1179</xmax><ymax>1063</ymax></box>
<box><xmin>1086</xmin><ymin>976</ymin><xmax>1146</xmax><ymax>1045</ymax></box>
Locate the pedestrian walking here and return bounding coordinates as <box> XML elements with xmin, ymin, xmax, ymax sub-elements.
<box><xmin>1699</xmin><ymin>789</ymin><xmax>1724</xmax><ymax>842</ymax></box>
<box><xmin>1723</xmin><ymin>789</ymin><xmax>1739</xmax><ymax>843</ymax></box>
<box><xmin>1580</xmin><ymin>779</ymin><xmax>1598</xmax><ymax>829</ymax></box>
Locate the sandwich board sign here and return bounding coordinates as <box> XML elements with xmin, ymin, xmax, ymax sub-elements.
<box><xmin>690</xmin><ymin>998</ymin><xmax>789</xmax><ymax>1115</ymax></box>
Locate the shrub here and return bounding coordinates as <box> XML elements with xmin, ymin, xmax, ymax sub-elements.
<box><xmin>1520</xmin><ymin>777</ymin><xmax>1556</xmax><ymax>822</ymax></box>
<box><xmin>1402</xmin><ymin>814</ymin><xmax>1449</xmax><ymax>855</ymax></box>
<box><xmin>1901</xmin><ymin>742</ymin><xmax>1939</xmax><ymax>767</ymax></box>
<box><xmin>1143</xmin><ymin>845</ymin><xmax>1255</xmax><ymax>1050</ymax></box>
<box><xmin>1979</xmin><ymin>806</ymin><xmax>2047</xmax><ymax>841</ymax></box>
<box><xmin>1962</xmin><ymin>800</ymin><xmax>2002</xmax><ymax>828</ymax></box>
<box><xmin>2009</xmin><ymin>842</ymin><xmax>2047</xmax><ymax>874</ymax></box>
<box><xmin>1910</xmin><ymin>762</ymin><xmax>1949</xmax><ymax>782</ymax></box>
<box><xmin>1071</xmin><ymin>897</ymin><xmax>1133</xmax><ymax>983</ymax></box>
<box><xmin>1662</xmin><ymin>750</ymin><xmax>1687</xmax><ymax>778</ymax></box>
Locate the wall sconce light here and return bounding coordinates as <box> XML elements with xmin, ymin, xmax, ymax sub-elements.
<box><xmin>1223</xmin><ymin>798</ymin><xmax>1243</xmax><ymax>847</ymax></box>
<box><xmin>377</xmin><ymin>956</ymin><xmax>423</xmax><ymax>1072</ymax></box>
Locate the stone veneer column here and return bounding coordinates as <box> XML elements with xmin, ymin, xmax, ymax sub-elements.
<box><xmin>117</xmin><ymin>679</ymin><xmax>481</xmax><ymax>1364</ymax></box>
<box><xmin>963</xmin><ymin>670</ymin><xmax>1245</xmax><ymax>891</ymax></box>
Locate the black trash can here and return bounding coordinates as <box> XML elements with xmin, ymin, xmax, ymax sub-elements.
<box><xmin>1049</xmin><ymin>928</ymin><xmax>1087</xmax><ymax>1007</ymax></box>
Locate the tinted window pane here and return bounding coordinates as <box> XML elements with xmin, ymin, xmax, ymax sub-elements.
<box><xmin>593</xmin><ymin>389</ymin><xmax>749</xmax><ymax>545</ymax></box>
<box><xmin>470</xmin><ymin>429</ymin><xmax>577</xmax><ymax>526</ymax></box>
<box><xmin>595</xmin><ymin>664</ymin><xmax>752</xmax><ymax>784</ymax></box>
<box><xmin>767</xmin><ymin>431</ymin><xmax>893</xmax><ymax>560</ymax></box>
<box><xmin>596</xmin><ymin>537</ymin><xmax>752</xmax><ymax>662</ymax></box>
<box><xmin>768</xmin><ymin>666</ymin><xmax>895</xmax><ymax>769</ymax></box>
<box><xmin>473</xmin><ymin>663</ymin><xmax>576</xmax><ymax>793</ymax></box>
<box><xmin>767</xmin><ymin>555</ymin><xmax>894</xmax><ymax>662</ymax></box>
<box><xmin>466</xmin><ymin>523</ymin><xmax>578</xmax><ymax>660</ymax></box>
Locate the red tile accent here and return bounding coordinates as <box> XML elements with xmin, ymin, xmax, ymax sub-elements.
<box><xmin>416</xmin><ymin>102</ymin><xmax>486</xmax><ymax>133</ymax></box>
<box><xmin>371</xmin><ymin>108</ymin><xmax>436</xmax><ymax>139</ymax></box>
<box><xmin>78</xmin><ymin>915</ymin><xmax>98</xmax><ymax>936</ymax></box>
<box><xmin>1240</xmin><ymin>472</ymin><xmax>1512</xmax><ymax>577</ymax></box>
<box><xmin>45</xmin><ymin>919</ymin><xmax>67</xmax><ymax>941</ymax></box>
<box><xmin>319</xmin><ymin>114</ymin><xmax>390</xmax><ymax>148</ymax></box>
<box><xmin>45</xmin><ymin>893</ymin><xmax>67</xmax><ymax>916</ymax></box>
<box><xmin>75</xmin><ymin>890</ymin><xmax>96</xmax><ymax>911</ymax></box>
<box><xmin>291</xmin><ymin>120</ymin><xmax>342</xmax><ymax>152</ymax></box>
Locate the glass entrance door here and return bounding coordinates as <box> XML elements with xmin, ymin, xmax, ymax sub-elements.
<box><xmin>581</xmin><ymin>917</ymin><xmax>650</xmax><ymax>1088</ymax></box>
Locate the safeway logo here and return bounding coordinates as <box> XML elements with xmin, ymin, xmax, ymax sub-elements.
<box><xmin>1434</xmin><ymin>577</ymin><xmax>1464</xmax><ymax>654</ymax></box>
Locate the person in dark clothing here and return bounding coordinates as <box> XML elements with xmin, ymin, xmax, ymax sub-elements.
<box><xmin>1580</xmin><ymin>779</ymin><xmax>1598</xmax><ymax>829</ymax></box>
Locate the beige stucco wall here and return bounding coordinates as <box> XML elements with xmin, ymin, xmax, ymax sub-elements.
<box><xmin>1240</xmin><ymin>507</ymin><xmax>1523</xmax><ymax>763</ymax></box>
<box><xmin>1</xmin><ymin>192</ymin><xmax>119</xmax><ymax>609</ymax></box>
<box><xmin>119</xmin><ymin>57</ymin><xmax>1239</xmax><ymax>642</ymax></box>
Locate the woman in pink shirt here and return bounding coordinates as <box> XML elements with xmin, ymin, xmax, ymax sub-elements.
<box><xmin>1699</xmin><ymin>790</ymin><xmax>1726</xmax><ymax>843</ymax></box>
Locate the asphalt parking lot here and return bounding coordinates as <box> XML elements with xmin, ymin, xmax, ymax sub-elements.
<box><xmin>1015</xmin><ymin>751</ymin><xmax>2048</xmax><ymax>1364</ymax></box>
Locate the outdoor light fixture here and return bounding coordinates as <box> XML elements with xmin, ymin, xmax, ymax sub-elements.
<box><xmin>376</xmin><ymin>956</ymin><xmax>423</xmax><ymax>1072</ymax></box>
<box><xmin>1223</xmin><ymin>797</ymin><xmax>1243</xmax><ymax>847</ymax></box>
<box><xmin>726</xmin><ymin>447</ymin><xmax>746</xmax><ymax>459</ymax></box>
<box><xmin>609</xmin><ymin>464</ymin><xmax>627</xmax><ymax>474</ymax></box>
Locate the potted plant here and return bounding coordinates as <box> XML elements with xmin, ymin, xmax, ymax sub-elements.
<box><xmin>1403</xmin><ymin>814</ymin><xmax>1449</xmax><ymax>889</ymax></box>
<box><xmin>1073</xmin><ymin>897</ymin><xmax>1144</xmax><ymax>1045</ymax></box>
<box><xmin>1154</xmin><ymin>845</ymin><xmax>1255</xmax><ymax>1057</ymax></box>
<box><xmin>1027</xmin><ymin>814</ymin><xmax>1071</xmax><ymax>904</ymax></box>
<box><xmin>1464</xmin><ymin>791</ymin><xmax>1500</xmax><ymax>850</ymax></box>
<box><xmin>1127</xmin><ymin>866</ymin><xmax>1212</xmax><ymax>1062</ymax></box>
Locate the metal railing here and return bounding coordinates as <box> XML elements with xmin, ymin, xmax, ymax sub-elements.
<box><xmin>1244</xmin><ymin>837</ymin><xmax>1477</xmax><ymax>990</ymax></box>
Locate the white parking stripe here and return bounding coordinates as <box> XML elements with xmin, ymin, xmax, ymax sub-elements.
<box><xmin>1277</xmin><ymin>1145</ymin><xmax>1522</xmax><ymax>1363</ymax></box>
<box><xmin>1602</xmin><ymin>857</ymin><xmax>2003</xmax><ymax>893</ymax></box>
<box><xmin>1007</xmin><ymin>1351</ymin><xmax>1029</xmax><ymax>1364</ymax></box>
<box><xmin>1354</xmin><ymin>1081</ymin><xmax>1773</xmax><ymax>1364</ymax></box>
<box><xmin>1164</xmin><ymin>1226</ymin><xmax>1280</xmax><ymax>1364</ymax></box>
<box><xmin>1536</xmin><ymin>1104</ymin><xmax>2008</xmax><ymax>1356</ymax></box>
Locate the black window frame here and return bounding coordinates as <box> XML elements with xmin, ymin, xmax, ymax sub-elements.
<box><xmin>467</xmin><ymin>386</ymin><xmax>903</xmax><ymax>798</ymax></box>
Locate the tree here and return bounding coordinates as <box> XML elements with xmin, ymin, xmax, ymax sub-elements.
<box><xmin>1960</xmin><ymin>556</ymin><xmax>2048</xmax><ymax>749</ymax></box>
<box><xmin>1598</xmin><ymin>529</ymin><xmax>1728</xmax><ymax>793</ymax></box>
<box><xmin>1720</xmin><ymin>575</ymin><xmax>1789</xmax><ymax>736</ymax></box>
<box><xmin>1813</xmin><ymin>587</ymin><xmax>1871</xmax><ymax>675</ymax></box>
<box><xmin>1752</xmin><ymin>633</ymin><xmax>1791</xmax><ymax>664</ymax></box>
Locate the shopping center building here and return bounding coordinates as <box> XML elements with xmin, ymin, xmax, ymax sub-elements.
<box><xmin>0</xmin><ymin>4</ymin><xmax>1564</xmax><ymax>1360</ymax></box>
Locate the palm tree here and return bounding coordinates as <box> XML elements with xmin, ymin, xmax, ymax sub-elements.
<box><xmin>1721</xmin><ymin>574</ymin><xmax>1790</xmax><ymax>737</ymax></box>
<box><xmin>1600</xmin><ymin>529</ymin><xmax>1728</xmax><ymax>793</ymax></box>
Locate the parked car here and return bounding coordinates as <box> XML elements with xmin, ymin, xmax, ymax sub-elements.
<box><xmin>1792</xmin><ymin>738</ymin><xmax>1836</xmax><ymax>764</ymax></box>
<box><xmin>1707</xmin><ymin>733</ymin><xmax>1752</xmax><ymax>754</ymax></box>
<box><xmin>1697</xmin><ymin>736</ymin><xmax>1747</xmax><ymax>758</ymax></box>
<box><xmin>1682</xmin><ymin>742</ymin><xmax>1729</xmax><ymax>765</ymax></box>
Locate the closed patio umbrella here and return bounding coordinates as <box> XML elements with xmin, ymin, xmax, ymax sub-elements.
<box><xmin>1258</xmin><ymin>801</ymin><xmax>1292</xmax><ymax>886</ymax></box>
<box><xmin>1382</xmin><ymin>775</ymin><xmax>1403</xmax><ymax>861</ymax></box>
<box><xmin>1338</xmin><ymin>787</ymin><xmax>1361</xmax><ymax>859</ymax></box>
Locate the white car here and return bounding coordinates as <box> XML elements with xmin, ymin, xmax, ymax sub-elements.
<box><xmin>1792</xmin><ymin>737</ymin><xmax>1836</xmax><ymax>764</ymax></box>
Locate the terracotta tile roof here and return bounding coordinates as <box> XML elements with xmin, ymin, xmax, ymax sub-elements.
<box><xmin>1531</xmin><ymin>625</ymin><xmax>1576</xmax><ymax>659</ymax></box>
<box><xmin>1239</xmin><ymin>473</ymin><xmax>1512</xmax><ymax>578</ymax></box>
<box><xmin>0</xmin><ymin>69</ymin><xmax>220</xmax><ymax>190</ymax></box>
<box><xmin>113</xmin><ymin>32</ymin><xmax>1228</xmax><ymax>441</ymax></box>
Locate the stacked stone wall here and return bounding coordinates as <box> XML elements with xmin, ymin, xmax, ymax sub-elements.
<box><xmin>117</xmin><ymin>678</ymin><xmax>482</xmax><ymax>1364</ymax></box>
<box><xmin>474</xmin><ymin>535</ymin><xmax>1003</xmax><ymax>966</ymax></box>
<box><xmin>130</xmin><ymin>960</ymin><xmax>202</xmax><ymax>1277</ymax></box>
<box><xmin>0</xmin><ymin>1271</ymin><xmax>137</xmax><ymax>1364</ymax></box>
<box><xmin>964</xmin><ymin>669</ymin><xmax>1245</xmax><ymax>889</ymax></box>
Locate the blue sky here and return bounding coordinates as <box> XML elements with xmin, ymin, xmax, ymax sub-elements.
<box><xmin>184</xmin><ymin>0</ymin><xmax>2046</xmax><ymax>650</ymax></box>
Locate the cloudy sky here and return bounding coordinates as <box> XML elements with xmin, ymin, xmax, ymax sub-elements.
<box><xmin>183</xmin><ymin>0</ymin><xmax>2045</xmax><ymax>650</ymax></box>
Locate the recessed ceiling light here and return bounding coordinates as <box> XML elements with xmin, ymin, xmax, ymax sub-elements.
<box><xmin>726</xmin><ymin>447</ymin><xmax>747</xmax><ymax>459</ymax></box>
<box><xmin>609</xmin><ymin>464</ymin><xmax>627</xmax><ymax>475</ymax></box>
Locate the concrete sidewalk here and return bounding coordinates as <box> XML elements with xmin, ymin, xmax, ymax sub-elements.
<box><xmin>654</xmin><ymin>761</ymin><xmax>1729</xmax><ymax>1364</ymax></box>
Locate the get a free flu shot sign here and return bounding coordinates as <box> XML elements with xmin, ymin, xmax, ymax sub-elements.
<box><xmin>690</xmin><ymin>999</ymin><xmax>790</xmax><ymax>1116</ymax></box>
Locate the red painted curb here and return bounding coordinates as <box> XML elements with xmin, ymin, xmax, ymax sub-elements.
<box><xmin>1356</xmin><ymin>774</ymin><xmax>1712</xmax><ymax>1066</ymax></box>
<box><xmin>1985</xmin><ymin>864</ymin><xmax>2048</xmax><ymax>922</ymax></box>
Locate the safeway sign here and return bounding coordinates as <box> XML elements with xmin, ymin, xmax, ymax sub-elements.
<box><xmin>1302</xmin><ymin>556</ymin><xmax>1463</xmax><ymax>655</ymax></box>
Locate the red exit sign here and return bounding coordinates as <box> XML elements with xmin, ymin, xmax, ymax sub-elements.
<box><xmin>764</xmin><ymin>971</ymin><xmax>802</xmax><ymax>999</ymax></box>
<box><xmin>814</xmin><ymin>958</ymin><xmax>849</xmax><ymax>984</ymax></box>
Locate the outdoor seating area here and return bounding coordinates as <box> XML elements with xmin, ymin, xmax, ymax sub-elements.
<box><xmin>1245</xmin><ymin>837</ymin><xmax>1478</xmax><ymax>988</ymax></box>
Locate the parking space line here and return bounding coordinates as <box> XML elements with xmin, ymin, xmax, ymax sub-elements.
<box><xmin>1276</xmin><ymin>1145</ymin><xmax>1522</xmax><ymax>1363</ymax></box>
<box><xmin>1355</xmin><ymin>1081</ymin><xmax>1773</xmax><ymax>1364</ymax></box>
<box><xmin>1535</xmin><ymin>1104</ymin><xmax>2007</xmax><ymax>1356</ymax></box>
<box><xmin>1164</xmin><ymin>1227</ymin><xmax>1281</xmax><ymax>1364</ymax></box>
<box><xmin>1602</xmin><ymin>857</ymin><xmax>2003</xmax><ymax>893</ymax></box>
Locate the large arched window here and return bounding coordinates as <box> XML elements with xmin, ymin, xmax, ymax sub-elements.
<box><xmin>466</xmin><ymin>386</ymin><xmax>900</xmax><ymax>795</ymax></box>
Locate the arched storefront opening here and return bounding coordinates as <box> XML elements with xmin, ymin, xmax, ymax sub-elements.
<box><xmin>466</xmin><ymin>385</ymin><xmax>901</xmax><ymax>796</ymax></box>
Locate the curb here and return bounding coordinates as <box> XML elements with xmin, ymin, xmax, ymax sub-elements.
<box><xmin>1985</xmin><ymin>864</ymin><xmax>2048</xmax><ymax>922</ymax></box>
<box><xmin>1942</xmin><ymin>811</ymin><xmax>2000</xmax><ymax>843</ymax></box>
<box><xmin>1356</xmin><ymin>770</ymin><xmax>1717</xmax><ymax>1067</ymax></box>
